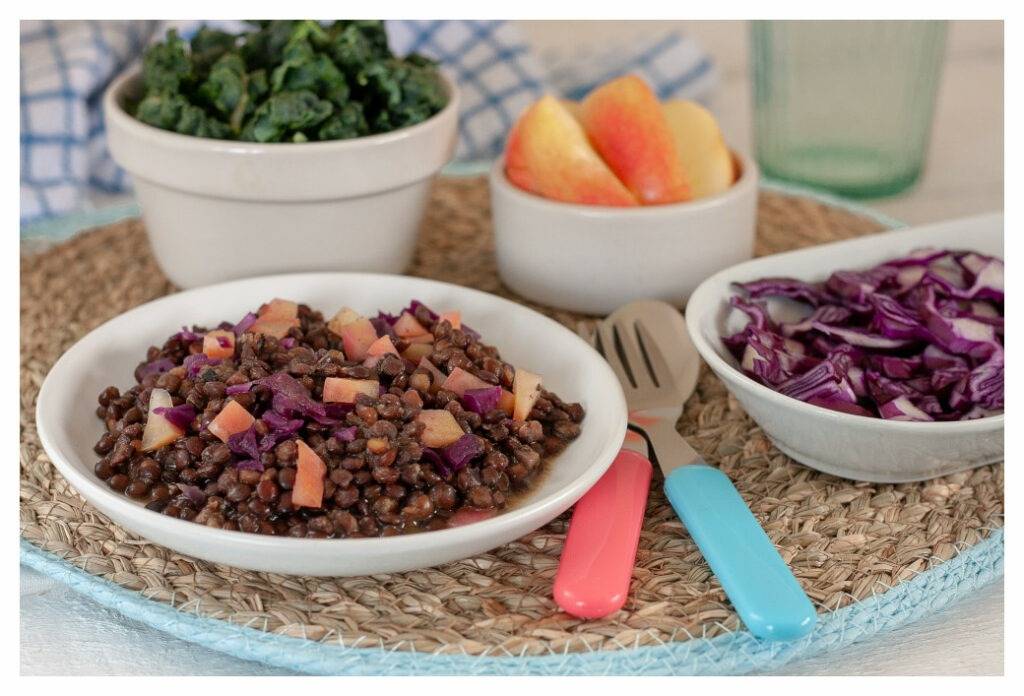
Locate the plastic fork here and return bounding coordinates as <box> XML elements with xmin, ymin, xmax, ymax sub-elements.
<box><xmin>554</xmin><ymin>300</ymin><xmax>817</xmax><ymax>640</ymax></box>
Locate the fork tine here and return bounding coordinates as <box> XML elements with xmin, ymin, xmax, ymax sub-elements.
<box><xmin>635</xmin><ymin>320</ymin><xmax>674</xmax><ymax>388</ymax></box>
<box><xmin>595</xmin><ymin>320</ymin><xmax>634</xmax><ymax>391</ymax></box>
<box><xmin>613</xmin><ymin>318</ymin><xmax>656</xmax><ymax>390</ymax></box>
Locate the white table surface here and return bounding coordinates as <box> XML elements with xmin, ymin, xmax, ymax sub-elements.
<box><xmin>21</xmin><ymin>20</ymin><xmax>1003</xmax><ymax>675</ymax></box>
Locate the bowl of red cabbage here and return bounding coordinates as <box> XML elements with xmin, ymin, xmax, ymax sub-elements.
<box><xmin>685</xmin><ymin>213</ymin><xmax>1003</xmax><ymax>482</ymax></box>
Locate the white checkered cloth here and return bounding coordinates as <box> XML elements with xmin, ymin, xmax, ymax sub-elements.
<box><xmin>21</xmin><ymin>20</ymin><xmax>716</xmax><ymax>226</ymax></box>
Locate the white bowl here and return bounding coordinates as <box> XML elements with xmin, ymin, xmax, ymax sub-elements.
<box><xmin>103</xmin><ymin>69</ymin><xmax>460</xmax><ymax>289</ymax></box>
<box><xmin>490</xmin><ymin>152</ymin><xmax>758</xmax><ymax>315</ymax></box>
<box><xmin>35</xmin><ymin>274</ymin><xmax>626</xmax><ymax>576</ymax></box>
<box><xmin>686</xmin><ymin>212</ymin><xmax>1004</xmax><ymax>483</ymax></box>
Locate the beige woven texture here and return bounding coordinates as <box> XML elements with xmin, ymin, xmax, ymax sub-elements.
<box><xmin>20</xmin><ymin>178</ymin><xmax>1004</xmax><ymax>655</ymax></box>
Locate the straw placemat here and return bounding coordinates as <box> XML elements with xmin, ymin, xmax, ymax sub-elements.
<box><xmin>21</xmin><ymin>177</ymin><xmax>1003</xmax><ymax>660</ymax></box>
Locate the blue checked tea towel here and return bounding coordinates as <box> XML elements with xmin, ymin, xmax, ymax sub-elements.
<box><xmin>20</xmin><ymin>20</ymin><xmax>717</xmax><ymax>226</ymax></box>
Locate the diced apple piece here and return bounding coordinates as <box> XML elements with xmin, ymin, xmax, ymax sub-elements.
<box><xmin>498</xmin><ymin>389</ymin><xmax>515</xmax><ymax>416</ymax></box>
<box><xmin>416</xmin><ymin>409</ymin><xmax>466</xmax><ymax>448</ymax></box>
<box><xmin>402</xmin><ymin>343</ymin><xmax>434</xmax><ymax>363</ymax></box>
<box><xmin>579</xmin><ymin>75</ymin><xmax>691</xmax><ymax>205</ymax></box>
<box><xmin>292</xmin><ymin>440</ymin><xmax>326</xmax><ymax>509</ymax></box>
<box><xmin>512</xmin><ymin>368</ymin><xmax>542</xmax><ymax>421</ymax></box>
<box><xmin>393</xmin><ymin>312</ymin><xmax>430</xmax><ymax>338</ymax></box>
<box><xmin>208</xmin><ymin>399</ymin><xmax>256</xmax><ymax>443</ymax></box>
<box><xmin>662</xmin><ymin>100</ymin><xmax>735</xmax><ymax>199</ymax></box>
<box><xmin>141</xmin><ymin>388</ymin><xmax>184</xmax><ymax>452</ymax></box>
<box><xmin>441</xmin><ymin>367</ymin><xmax>492</xmax><ymax>397</ymax></box>
<box><xmin>259</xmin><ymin>298</ymin><xmax>298</xmax><ymax>320</ymax></box>
<box><xmin>338</xmin><ymin>318</ymin><xmax>378</xmax><ymax>361</ymax></box>
<box><xmin>417</xmin><ymin>357</ymin><xmax>447</xmax><ymax>393</ymax></box>
<box><xmin>202</xmin><ymin>329</ymin><xmax>236</xmax><ymax>360</ymax></box>
<box><xmin>438</xmin><ymin>311</ymin><xmax>461</xmax><ymax>330</ymax></box>
<box><xmin>250</xmin><ymin>317</ymin><xmax>299</xmax><ymax>339</ymax></box>
<box><xmin>367</xmin><ymin>335</ymin><xmax>399</xmax><ymax>358</ymax></box>
<box><xmin>505</xmin><ymin>95</ymin><xmax>638</xmax><ymax>207</ymax></box>
<box><xmin>323</xmin><ymin>377</ymin><xmax>380</xmax><ymax>404</ymax></box>
<box><xmin>326</xmin><ymin>306</ymin><xmax>361</xmax><ymax>336</ymax></box>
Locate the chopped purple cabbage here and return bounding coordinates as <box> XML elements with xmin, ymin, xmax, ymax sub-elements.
<box><xmin>152</xmin><ymin>404</ymin><xmax>197</xmax><ymax>430</ymax></box>
<box><xmin>726</xmin><ymin>247</ymin><xmax>1003</xmax><ymax>420</ymax></box>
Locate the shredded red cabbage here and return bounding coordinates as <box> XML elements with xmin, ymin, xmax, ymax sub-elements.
<box><xmin>442</xmin><ymin>434</ymin><xmax>485</xmax><ymax>470</ymax></box>
<box><xmin>178</xmin><ymin>484</ymin><xmax>206</xmax><ymax>507</ymax></box>
<box><xmin>135</xmin><ymin>357</ymin><xmax>176</xmax><ymax>382</ymax></box>
<box><xmin>152</xmin><ymin>404</ymin><xmax>196</xmax><ymax>430</ymax></box>
<box><xmin>333</xmin><ymin>425</ymin><xmax>358</xmax><ymax>442</ymax></box>
<box><xmin>233</xmin><ymin>312</ymin><xmax>258</xmax><ymax>335</ymax></box>
<box><xmin>421</xmin><ymin>447</ymin><xmax>450</xmax><ymax>477</ymax></box>
<box><xmin>227</xmin><ymin>426</ymin><xmax>260</xmax><ymax>460</ymax></box>
<box><xmin>176</xmin><ymin>326</ymin><xmax>204</xmax><ymax>343</ymax></box>
<box><xmin>726</xmin><ymin>248</ymin><xmax>1003</xmax><ymax>420</ymax></box>
<box><xmin>280</xmin><ymin>337</ymin><xmax>297</xmax><ymax>349</ymax></box>
<box><xmin>258</xmin><ymin>411</ymin><xmax>305</xmax><ymax>451</ymax></box>
<box><xmin>462</xmin><ymin>386</ymin><xmax>502</xmax><ymax>414</ymax></box>
<box><xmin>225</xmin><ymin>381</ymin><xmax>254</xmax><ymax>395</ymax></box>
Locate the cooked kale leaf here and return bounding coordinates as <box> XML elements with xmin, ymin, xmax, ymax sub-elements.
<box><xmin>132</xmin><ymin>20</ymin><xmax>447</xmax><ymax>143</ymax></box>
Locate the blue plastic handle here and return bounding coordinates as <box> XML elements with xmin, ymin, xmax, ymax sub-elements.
<box><xmin>663</xmin><ymin>464</ymin><xmax>817</xmax><ymax>641</ymax></box>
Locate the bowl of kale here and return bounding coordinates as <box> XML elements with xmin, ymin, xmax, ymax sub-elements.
<box><xmin>103</xmin><ymin>20</ymin><xmax>460</xmax><ymax>289</ymax></box>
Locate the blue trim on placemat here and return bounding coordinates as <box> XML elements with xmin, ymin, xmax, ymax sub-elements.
<box><xmin>20</xmin><ymin>531</ymin><xmax>1003</xmax><ymax>675</ymax></box>
<box><xmin>21</xmin><ymin>175</ymin><xmax>998</xmax><ymax>675</ymax></box>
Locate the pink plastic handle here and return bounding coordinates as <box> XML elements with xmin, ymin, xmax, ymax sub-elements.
<box><xmin>553</xmin><ymin>449</ymin><xmax>653</xmax><ymax>619</ymax></box>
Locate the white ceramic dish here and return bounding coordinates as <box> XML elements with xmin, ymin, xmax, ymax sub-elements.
<box><xmin>103</xmin><ymin>69</ymin><xmax>460</xmax><ymax>289</ymax></box>
<box><xmin>36</xmin><ymin>274</ymin><xmax>626</xmax><ymax>576</ymax></box>
<box><xmin>686</xmin><ymin>212</ymin><xmax>1004</xmax><ymax>483</ymax></box>
<box><xmin>489</xmin><ymin>152</ymin><xmax>758</xmax><ymax>315</ymax></box>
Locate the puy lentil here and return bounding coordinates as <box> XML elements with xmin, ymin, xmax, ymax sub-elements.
<box><xmin>90</xmin><ymin>300</ymin><xmax>584</xmax><ymax>537</ymax></box>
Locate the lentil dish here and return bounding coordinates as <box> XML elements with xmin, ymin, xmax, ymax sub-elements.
<box><xmin>91</xmin><ymin>299</ymin><xmax>584</xmax><ymax>538</ymax></box>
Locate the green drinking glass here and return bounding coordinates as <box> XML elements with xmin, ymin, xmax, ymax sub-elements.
<box><xmin>751</xmin><ymin>20</ymin><xmax>947</xmax><ymax>198</ymax></box>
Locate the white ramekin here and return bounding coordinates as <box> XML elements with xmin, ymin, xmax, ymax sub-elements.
<box><xmin>104</xmin><ymin>68</ymin><xmax>460</xmax><ymax>288</ymax></box>
<box><xmin>489</xmin><ymin>152</ymin><xmax>759</xmax><ymax>315</ymax></box>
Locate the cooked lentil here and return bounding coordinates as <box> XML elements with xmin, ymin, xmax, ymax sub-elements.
<box><xmin>91</xmin><ymin>301</ymin><xmax>584</xmax><ymax>537</ymax></box>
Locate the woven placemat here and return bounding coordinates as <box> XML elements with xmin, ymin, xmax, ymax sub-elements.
<box><xmin>20</xmin><ymin>178</ymin><xmax>1004</xmax><ymax>657</ymax></box>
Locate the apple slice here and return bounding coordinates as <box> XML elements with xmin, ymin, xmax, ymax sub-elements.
<box><xmin>441</xmin><ymin>367</ymin><xmax>492</xmax><ymax>397</ymax></box>
<box><xmin>367</xmin><ymin>335</ymin><xmax>399</xmax><ymax>358</ymax></box>
<box><xmin>327</xmin><ymin>306</ymin><xmax>361</xmax><ymax>336</ymax></box>
<box><xmin>141</xmin><ymin>388</ymin><xmax>185</xmax><ymax>452</ymax></box>
<box><xmin>250</xmin><ymin>317</ymin><xmax>299</xmax><ymax>339</ymax></box>
<box><xmin>416</xmin><ymin>409</ymin><xmax>466</xmax><ymax>448</ymax></box>
<box><xmin>202</xmin><ymin>329</ymin><xmax>236</xmax><ymax>360</ymax></box>
<box><xmin>579</xmin><ymin>75</ymin><xmax>691</xmax><ymax>205</ymax></box>
<box><xmin>662</xmin><ymin>100</ymin><xmax>735</xmax><ymax>199</ymax></box>
<box><xmin>394</xmin><ymin>312</ymin><xmax>430</xmax><ymax>338</ymax></box>
<box><xmin>404</xmin><ymin>334</ymin><xmax>435</xmax><ymax>345</ymax></box>
<box><xmin>338</xmin><ymin>318</ymin><xmax>378</xmax><ymax>361</ymax></box>
<box><xmin>323</xmin><ymin>377</ymin><xmax>380</xmax><ymax>404</ymax></box>
<box><xmin>208</xmin><ymin>399</ymin><xmax>256</xmax><ymax>443</ymax></box>
<box><xmin>402</xmin><ymin>343</ymin><xmax>434</xmax><ymax>363</ymax></box>
<box><xmin>438</xmin><ymin>311</ymin><xmax>461</xmax><ymax>330</ymax></box>
<box><xmin>292</xmin><ymin>440</ymin><xmax>326</xmax><ymax>509</ymax></box>
<box><xmin>498</xmin><ymin>389</ymin><xmax>515</xmax><ymax>416</ymax></box>
<box><xmin>512</xmin><ymin>368</ymin><xmax>542</xmax><ymax>421</ymax></box>
<box><xmin>505</xmin><ymin>95</ymin><xmax>638</xmax><ymax>206</ymax></box>
<box><xmin>259</xmin><ymin>298</ymin><xmax>298</xmax><ymax>320</ymax></box>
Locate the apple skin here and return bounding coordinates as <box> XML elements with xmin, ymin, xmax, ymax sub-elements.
<box><xmin>207</xmin><ymin>399</ymin><xmax>256</xmax><ymax>443</ymax></box>
<box><xmin>512</xmin><ymin>368</ymin><xmax>543</xmax><ymax>422</ymax></box>
<box><xmin>416</xmin><ymin>410</ymin><xmax>465</xmax><ymax>448</ymax></box>
<box><xmin>393</xmin><ymin>312</ymin><xmax>430</xmax><ymax>338</ymax></box>
<box><xmin>578</xmin><ymin>75</ymin><xmax>691</xmax><ymax>205</ymax></box>
<box><xmin>292</xmin><ymin>440</ymin><xmax>326</xmax><ymax>509</ymax></box>
<box><xmin>662</xmin><ymin>99</ymin><xmax>735</xmax><ymax>199</ymax></box>
<box><xmin>438</xmin><ymin>311</ymin><xmax>461</xmax><ymax>329</ymax></box>
<box><xmin>505</xmin><ymin>95</ymin><xmax>638</xmax><ymax>207</ymax></box>
<box><xmin>323</xmin><ymin>377</ymin><xmax>380</xmax><ymax>404</ymax></box>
